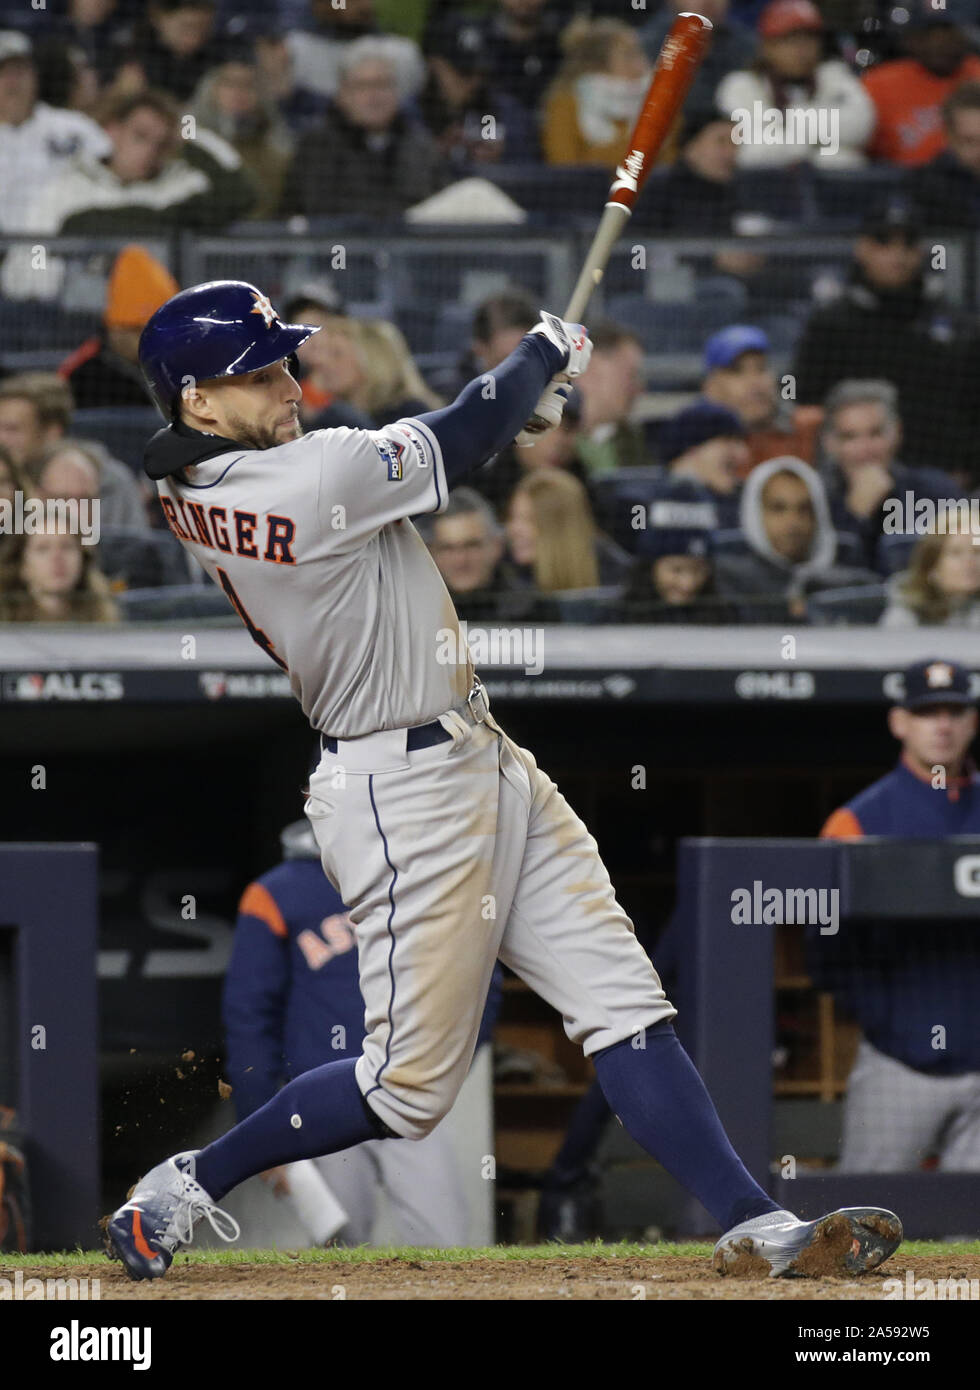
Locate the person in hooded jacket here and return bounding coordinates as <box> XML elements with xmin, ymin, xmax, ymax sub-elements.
<box><xmin>713</xmin><ymin>455</ymin><xmax>879</xmax><ymax>621</ymax></box>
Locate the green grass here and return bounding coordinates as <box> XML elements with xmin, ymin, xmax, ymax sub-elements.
<box><xmin>1</xmin><ymin>1239</ymin><xmax>978</xmax><ymax>1269</ymax></box>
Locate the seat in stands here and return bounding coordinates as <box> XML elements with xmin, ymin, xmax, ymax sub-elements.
<box><xmin>806</xmin><ymin>583</ymin><xmax>888</xmax><ymax>626</ymax></box>
<box><xmin>98</xmin><ymin>527</ymin><xmax>192</xmax><ymax>590</ymax></box>
<box><xmin>117</xmin><ymin>585</ymin><xmax>234</xmax><ymax>621</ymax></box>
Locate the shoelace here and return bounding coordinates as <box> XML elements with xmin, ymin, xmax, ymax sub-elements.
<box><xmin>166</xmin><ymin>1170</ymin><xmax>241</xmax><ymax>1248</ymax></box>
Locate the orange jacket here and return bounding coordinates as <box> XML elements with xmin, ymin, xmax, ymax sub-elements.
<box><xmin>863</xmin><ymin>56</ymin><xmax>980</xmax><ymax>166</ymax></box>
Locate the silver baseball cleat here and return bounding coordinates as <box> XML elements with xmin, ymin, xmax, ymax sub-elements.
<box><xmin>713</xmin><ymin>1205</ymin><xmax>903</xmax><ymax>1278</ymax></box>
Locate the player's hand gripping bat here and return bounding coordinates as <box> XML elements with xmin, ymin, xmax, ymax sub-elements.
<box><xmin>517</xmin><ymin>11</ymin><xmax>714</xmax><ymax>444</ymax></box>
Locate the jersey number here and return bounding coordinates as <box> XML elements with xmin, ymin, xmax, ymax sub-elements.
<box><xmin>216</xmin><ymin>567</ymin><xmax>288</xmax><ymax>672</ymax></box>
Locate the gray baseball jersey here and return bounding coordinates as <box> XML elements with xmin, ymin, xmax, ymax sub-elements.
<box><xmin>156</xmin><ymin>418</ymin><xmax>474</xmax><ymax>736</ymax></box>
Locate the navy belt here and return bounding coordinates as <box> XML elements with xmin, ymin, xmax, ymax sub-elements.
<box><xmin>321</xmin><ymin>721</ymin><xmax>451</xmax><ymax>755</ymax></box>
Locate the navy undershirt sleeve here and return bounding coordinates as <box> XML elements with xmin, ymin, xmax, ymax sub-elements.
<box><xmin>415</xmin><ymin>334</ymin><xmax>565</xmax><ymax>484</ymax></box>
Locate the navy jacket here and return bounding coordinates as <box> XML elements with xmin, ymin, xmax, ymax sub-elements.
<box><xmin>812</xmin><ymin>758</ymin><xmax>980</xmax><ymax>1075</ymax></box>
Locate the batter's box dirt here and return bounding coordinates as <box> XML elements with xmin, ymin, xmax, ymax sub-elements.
<box><xmin>6</xmin><ymin>1253</ymin><xmax>979</xmax><ymax>1300</ymax></box>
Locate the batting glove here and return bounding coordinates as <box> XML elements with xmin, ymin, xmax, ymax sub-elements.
<box><xmin>528</xmin><ymin>311</ymin><xmax>592</xmax><ymax>381</ymax></box>
<box><xmin>516</xmin><ymin>380</ymin><xmax>573</xmax><ymax>448</ymax></box>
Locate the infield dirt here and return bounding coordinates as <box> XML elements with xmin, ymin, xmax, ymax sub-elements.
<box><xmin>8</xmin><ymin>1253</ymin><xmax>979</xmax><ymax>1300</ymax></box>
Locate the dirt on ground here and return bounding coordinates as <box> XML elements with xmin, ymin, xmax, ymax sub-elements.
<box><xmin>8</xmin><ymin>1254</ymin><xmax>980</xmax><ymax>1300</ymax></box>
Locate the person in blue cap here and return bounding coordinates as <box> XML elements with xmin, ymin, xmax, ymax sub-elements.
<box><xmin>814</xmin><ymin>657</ymin><xmax>980</xmax><ymax>1172</ymax></box>
<box><xmin>702</xmin><ymin>324</ymin><xmax>821</xmax><ymax>473</ymax></box>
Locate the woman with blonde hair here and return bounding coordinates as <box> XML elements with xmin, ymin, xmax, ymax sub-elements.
<box><xmin>880</xmin><ymin>528</ymin><xmax>980</xmax><ymax>628</ymax></box>
<box><xmin>318</xmin><ymin>318</ymin><xmax>442</xmax><ymax>427</ymax></box>
<box><xmin>505</xmin><ymin>470</ymin><xmax>628</xmax><ymax>593</ymax></box>
<box><xmin>0</xmin><ymin>525</ymin><xmax>119</xmax><ymax>624</ymax></box>
<box><xmin>543</xmin><ymin>16</ymin><xmax>651</xmax><ymax>169</ymax></box>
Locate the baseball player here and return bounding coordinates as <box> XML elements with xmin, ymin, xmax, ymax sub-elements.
<box><xmin>106</xmin><ymin>280</ymin><xmax>901</xmax><ymax>1279</ymax></box>
<box><xmin>812</xmin><ymin>658</ymin><xmax>980</xmax><ymax>1173</ymax></box>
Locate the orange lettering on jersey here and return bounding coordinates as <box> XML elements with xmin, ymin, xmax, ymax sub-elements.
<box><xmin>297</xmin><ymin>929</ymin><xmax>333</xmax><ymax>970</ymax></box>
<box><xmin>264</xmin><ymin>514</ymin><xmax>296</xmax><ymax>564</ymax></box>
<box><xmin>159</xmin><ymin>496</ymin><xmax>189</xmax><ymax>540</ymax></box>
<box><xmin>184</xmin><ymin>501</ymin><xmax>214</xmax><ymax>548</ymax></box>
<box><xmin>175</xmin><ymin>496</ymin><xmax>196</xmax><ymax>540</ymax></box>
<box><xmin>208</xmin><ymin>505</ymin><xmax>231</xmax><ymax>552</ymax></box>
<box><xmin>234</xmin><ymin>510</ymin><xmax>259</xmax><ymax>558</ymax></box>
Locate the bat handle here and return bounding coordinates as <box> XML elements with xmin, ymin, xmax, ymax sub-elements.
<box><xmin>520</xmin><ymin>201</ymin><xmax>632</xmax><ymax>441</ymax></box>
<box><xmin>563</xmin><ymin>203</ymin><xmax>632</xmax><ymax>322</ymax></box>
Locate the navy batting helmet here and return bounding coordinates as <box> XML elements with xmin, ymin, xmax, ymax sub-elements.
<box><xmin>138</xmin><ymin>280</ymin><xmax>320</xmax><ymax>420</ymax></box>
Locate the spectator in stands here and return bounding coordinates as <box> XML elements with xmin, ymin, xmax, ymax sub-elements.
<box><xmin>34</xmin><ymin>438</ymin><xmax>148</xmax><ymax>532</ymax></box>
<box><xmin>0</xmin><ymin>29</ymin><xmax>108</xmax><ymax>234</ymax></box>
<box><xmin>880</xmin><ymin>530</ymin><xmax>980</xmax><ymax>629</ymax></box>
<box><xmin>284</xmin><ymin>0</ymin><xmax>425</xmax><ymax>108</ymax></box>
<box><xmin>714</xmin><ymin>455</ymin><xmax>879</xmax><ymax>621</ymax></box>
<box><xmin>636</xmin><ymin>109</ymin><xmax>740</xmax><ymax>235</ymax></box>
<box><xmin>0</xmin><ymin>374</ymin><xmax>148</xmax><ymax>527</ymax></box>
<box><xmin>33</xmin><ymin>34</ymin><xmax>101</xmax><ymax>116</ymax></box>
<box><xmin>717</xmin><ymin>0</ymin><xmax>874</xmax><ymax>169</ymax></box>
<box><xmin>907</xmin><ymin>82</ymin><xmax>980</xmax><ymax>229</ymax></box>
<box><xmin>574</xmin><ymin>322</ymin><xmax>647</xmax><ymax>476</ymax></box>
<box><xmin>425</xmin><ymin>487</ymin><xmax>530</xmax><ymax>621</ymax></box>
<box><xmin>426</xmin><ymin>0</ymin><xmax>564</xmax><ymax>122</ymax></box>
<box><xmin>421</xmin><ymin>7</ymin><xmax>538</xmax><ymax>169</ymax></box>
<box><xmin>0</xmin><ymin>525</ymin><xmax>118</xmax><ymax>623</ymax></box>
<box><xmin>111</xmin><ymin>1</ymin><xmax>226</xmax><ymax>103</ymax></box>
<box><xmin>0</xmin><ymin>374</ymin><xmax>72</xmax><ymax>470</ymax></box>
<box><xmin>189</xmin><ymin>40</ymin><xmax>294</xmax><ymax>219</ymax></box>
<box><xmin>505</xmin><ymin>470</ymin><xmax>629</xmax><ymax>591</ymax></box>
<box><xmin>792</xmin><ymin>202</ymin><xmax>980</xmax><ymax>476</ymax></box>
<box><xmin>660</xmin><ymin>400</ymin><xmax>748</xmax><ymax>528</ymax></box>
<box><xmin>4</xmin><ymin>87</ymin><xmax>255</xmax><ymax>278</ymax></box>
<box><xmin>281</xmin><ymin>282</ymin><xmax>372</xmax><ymax>430</ymax></box>
<box><xmin>618</xmin><ymin>478</ymin><xmax>734</xmax><ymax>624</ymax></box>
<box><xmin>59</xmin><ymin>244</ymin><xmax>179</xmax><ymax>409</ymax></box>
<box><xmin>542</xmin><ymin>17</ymin><xmax>651</xmax><ymax>169</ymax></box>
<box><xmin>702</xmin><ymin>325</ymin><xmax>821</xmax><ymax>474</ymax></box>
<box><xmin>472</xmin><ymin>291</ymin><xmax>538</xmax><ymax>372</ymax></box>
<box><xmin>641</xmin><ymin>1</ymin><xmax>755</xmax><ymax>119</ymax></box>
<box><xmin>281</xmin><ymin>39</ymin><xmax>444</xmax><ymax>220</ymax></box>
<box><xmin>51</xmin><ymin>0</ymin><xmax>132</xmax><ymax>88</ymax></box>
<box><xmin>436</xmin><ymin>290</ymin><xmax>538</xmax><ymax>401</ymax></box>
<box><xmin>813</xmin><ymin>658</ymin><xmax>980</xmax><ymax>1173</ymax></box>
<box><xmin>251</xmin><ymin>23</ymin><xmax>330</xmax><ymax>137</ymax></box>
<box><xmin>310</xmin><ymin>318</ymin><xmax>442</xmax><ymax>429</ymax></box>
<box><xmin>820</xmin><ymin>379</ymin><xmax>961</xmax><ymax>562</ymax></box>
<box><xmin>863</xmin><ymin>0</ymin><xmax>980</xmax><ymax>167</ymax></box>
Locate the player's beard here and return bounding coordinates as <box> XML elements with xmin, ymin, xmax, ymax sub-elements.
<box><xmin>223</xmin><ymin>406</ymin><xmax>302</xmax><ymax>450</ymax></box>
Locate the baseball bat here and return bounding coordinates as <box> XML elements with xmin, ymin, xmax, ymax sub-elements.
<box><xmin>520</xmin><ymin>13</ymin><xmax>713</xmax><ymax>439</ymax></box>
<box><xmin>565</xmin><ymin>11</ymin><xmax>714</xmax><ymax>322</ymax></box>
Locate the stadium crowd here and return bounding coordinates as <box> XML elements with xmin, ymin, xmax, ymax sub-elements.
<box><xmin>2</xmin><ymin>0</ymin><xmax>980</xmax><ymax>626</ymax></box>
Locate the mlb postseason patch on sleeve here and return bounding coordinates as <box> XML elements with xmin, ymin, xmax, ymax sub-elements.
<box><xmin>374</xmin><ymin>437</ymin><xmax>405</xmax><ymax>481</ymax></box>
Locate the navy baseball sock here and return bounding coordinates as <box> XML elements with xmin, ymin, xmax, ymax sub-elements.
<box><xmin>193</xmin><ymin>1058</ymin><xmax>385</xmax><ymax>1202</ymax></box>
<box><xmin>593</xmin><ymin>1021</ymin><xmax>781</xmax><ymax>1233</ymax></box>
